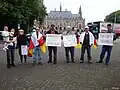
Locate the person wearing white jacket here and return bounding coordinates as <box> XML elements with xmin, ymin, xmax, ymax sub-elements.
<box><xmin>80</xmin><ymin>26</ymin><xmax>94</xmax><ymax>64</ymax></box>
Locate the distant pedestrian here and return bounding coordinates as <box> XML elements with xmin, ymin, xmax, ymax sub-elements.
<box><xmin>97</xmin><ymin>24</ymin><xmax>114</xmax><ymax>65</ymax></box>
<box><xmin>17</xmin><ymin>29</ymin><xmax>28</xmax><ymax>63</ymax></box>
<box><xmin>80</xmin><ymin>26</ymin><xmax>94</xmax><ymax>64</ymax></box>
<box><xmin>46</xmin><ymin>24</ymin><xmax>59</xmax><ymax>64</ymax></box>
<box><xmin>63</xmin><ymin>26</ymin><xmax>75</xmax><ymax>63</ymax></box>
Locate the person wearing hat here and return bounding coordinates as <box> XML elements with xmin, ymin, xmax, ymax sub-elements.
<box><xmin>17</xmin><ymin>29</ymin><xmax>28</xmax><ymax>63</ymax></box>
<box><xmin>31</xmin><ymin>26</ymin><xmax>43</xmax><ymax>65</ymax></box>
<box><xmin>63</xmin><ymin>26</ymin><xmax>75</xmax><ymax>63</ymax></box>
<box><xmin>97</xmin><ymin>24</ymin><xmax>114</xmax><ymax>65</ymax></box>
<box><xmin>46</xmin><ymin>24</ymin><xmax>59</xmax><ymax>64</ymax></box>
<box><xmin>80</xmin><ymin>26</ymin><xmax>94</xmax><ymax>64</ymax></box>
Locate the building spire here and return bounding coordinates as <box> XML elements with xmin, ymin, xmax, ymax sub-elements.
<box><xmin>60</xmin><ymin>2</ymin><xmax>62</xmax><ymax>11</ymax></box>
<box><xmin>79</xmin><ymin>5</ymin><xmax>82</xmax><ymax>17</ymax></box>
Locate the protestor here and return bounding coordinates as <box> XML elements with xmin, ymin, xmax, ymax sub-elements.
<box><xmin>31</xmin><ymin>27</ymin><xmax>43</xmax><ymax>66</ymax></box>
<box><xmin>46</xmin><ymin>24</ymin><xmax>59</xmax><ymax>64</ymax></box>
<box><xmin>97</xmin><ymin>24</ymin><xmax>114</xmax><ymax>65</ymax></box>
<box><xmin>2</xmin><ymin>27</ymin><xmax>16</xmax><ymax>68</ymax></box>
<box><xmin>63</xmin><ymin>26</ymin><xmax>75</xmax><ymax>63</ymax></box>
<box><xmin>17</xmin><ymin>29</ymin><xmax>28</xmax><ymax>63</ymax></box>
<box><xmin>80</xmin><ymin>26</ymin><xmax>94</xmax><ymax>64</ymax></box>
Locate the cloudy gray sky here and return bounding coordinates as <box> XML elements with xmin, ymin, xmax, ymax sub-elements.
<box><xmin>44</xmin><ymin>0</ymin><xmax>120</xmax><ymax>24</ymax></box>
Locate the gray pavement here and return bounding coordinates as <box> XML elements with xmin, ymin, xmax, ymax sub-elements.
<box><xmin>0</xmin><ymin>40</ymin><xmax>120</xmax><ymax>90</ymax></box>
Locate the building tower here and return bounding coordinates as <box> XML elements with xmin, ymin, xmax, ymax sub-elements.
<box><xmin>78</xmin><ymin>5</ymin><xmax>82</xmax><ymax>17</ymax></box>
<box><xmin>60</xmin><ymin>3</ymin><xmax>62</xmax><ymax>11</ymax></box>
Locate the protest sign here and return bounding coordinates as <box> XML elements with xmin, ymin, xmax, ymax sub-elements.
<box><xmin>63</xmin><ymin>35</ymin><xmax>77</xmax><ymax>47</ymax></box>
<box><xmin>46</xmin><ymin>34</ymin><xmax>62</xmax><ymax>47</ymax></box>
<box><xmin>98</xmin><ymin>33</ymin><xmax>113</xmax><ymax>46</ymax></box>
<box><xmin>21</xmin><ymin>45</ymin><xmax>28</xmax><ymax>55</ymax></box>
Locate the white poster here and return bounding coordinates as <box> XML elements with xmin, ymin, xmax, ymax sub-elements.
<box><xmin>98</xmin><ymin>33</ymin><xmax>114</xmax><ymax>46</ymax></box>
<box><xmin>63</xmin><ymin>35</ymin><xmax>77</xmax><ymax>47</ymax></box>
<box><xmin>46</xmin><ymin>34</ymin><xmax>62</xmax><ymax>47</ymax></box>
<box><xmin>21</xmin><ymin>45</ymin><xmax>28</xmax><ymax>55</ymax></box>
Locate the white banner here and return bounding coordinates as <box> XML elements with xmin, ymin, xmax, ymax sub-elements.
<box><xmin>21</xmin><ymin>45</ymin><xmax>28</xmax><ymax>55</ymax></box>
<box><xmin>63</xmin><ymin>35</ymin><xmax>77</xmax><ymax>47</ymax></box>
<box><xmin>98</xmin><ymin>33</ymin><xmax>113</xmax><ymax>46</ymax></box>
<box><xmin>46</xmin><ymin>34</ymin><xmax>62</xmax><ymax>47</ymax></box>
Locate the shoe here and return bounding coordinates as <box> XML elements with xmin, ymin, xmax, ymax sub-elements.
<box><xmin>38</xmin><ymin>62</ymin><xmax>43</xmax><ymax>65</ymax></box>
<box><xmin>80</xmin><ymin>60</ymin><xmax>84</xmax><ymax>63</ymax></box>
<box><xmin>88</xmin><ymin>61</ymin><xmax>92</xmax><ymax>64</ymax></box>
<box><xmin>96</xmin><ymin>60</ymin><xmax>103</xmax><ymax>63</ymax></box>
<box><xmin>106</xmin><ymin>62</ymin><xmax>109</xmax><ymax>65</ymax></box>
<box><xmin>67</xmin><ymin>61</ymin><xmax>70</xmax><ymax>63</ymax></box>
<box><xmin>72</xmin><ymin>60</ymin><xmax>75</xmax><ymax>63</ymax></box>
<box><xmin>53</xmin><ymin>62</ymin><xmax>57</xmax><ymax>64</ymax></box>
<box><xmin>12</xmin><ymin>64</ymin><xmax>16</xmax><ymax>67</ymax></box>
<box><xmin>33</xmin><ymin>61</ymin><xmax>36</xmax><ymax>66</ymax></box>
<box><xmin>47</xmin><ymin>61</ymin><xmax>52</xmax><ymax>63</ymax></box>
<box><xmin>7</xmin><ymin>66</ymin><xmax>10</xmax><ymax>68</ymax></box>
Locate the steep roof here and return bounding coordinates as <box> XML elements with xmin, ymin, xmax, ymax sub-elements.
<box><xmin>47</xmin><ymin>11</ymin><xmax>80</xmax><ymax>19</ymax></box>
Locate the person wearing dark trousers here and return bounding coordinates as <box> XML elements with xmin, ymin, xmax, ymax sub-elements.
<box><xmin>46</xmin><ymin>24</ymin><xmax>58</xmax><ymax>64</ymax></box>
<box><xmin>97</xmin><ymin>24</ymin><xmax>114</xmax><ymax>65</ymax></box>
<box><xmin>6</xmin><ymin>32</ymin><xmax>16</xmax><ymax>68</ymax></box>
<box><xmin>65</xmin><ymin>47</ymin><xmax>75</xmax><ymax>63</ymax></box>
<box><xmin>63</xmin><ymin>26</ymin><xmax>75</xmax><ymax>63</ymax></box>
<box><xmin>80</xmin><ymin>26</ymin><xmax>94</xmax><ymax>64</ymax></box>
<box><xmin>17</xmin><ymin>29</ymin><xmax>28</xmax><ymax>63</ymax></box>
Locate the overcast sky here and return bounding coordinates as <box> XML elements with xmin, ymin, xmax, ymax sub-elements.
<box><xmin>44</xmin><ymin>0</ymin><xmax>120</xmax><ymax>24</ymax></box>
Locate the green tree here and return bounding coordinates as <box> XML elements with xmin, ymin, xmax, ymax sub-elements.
<box><xmin>104</xmin><ymin>10</ymin><xmax>120</xmax><ymax>23</ymax></box>
<box><xmin>0</xmin><ymin>0</ymin><xmax>47</xmax><ymax>32</ymax></box>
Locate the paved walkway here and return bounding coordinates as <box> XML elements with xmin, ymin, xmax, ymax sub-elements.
<box><xmin>0</xmin><ymin>40</ymin><xmax>120</xmax><ymax>90</ymax></box>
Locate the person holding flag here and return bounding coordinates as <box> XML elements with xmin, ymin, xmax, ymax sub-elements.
<box><xmin>30</xmin><ymin>27</ymin><xmax>44</xmax><ymax>66</ymax></box>
<box><xmin>80</xmin><ymin>26</ymin><xmax>95</xmax><ymax>64</ymax></box>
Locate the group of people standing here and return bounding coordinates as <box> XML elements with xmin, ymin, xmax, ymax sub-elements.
<box><xmin>2</xmin><ymin>26</ymin><xmax>28</xmax><ymax>68</ymax></box>
<box><xmin>2</xmin><ymin>23</ymin><xmax>114</xmax><ymax>68</ymax></box>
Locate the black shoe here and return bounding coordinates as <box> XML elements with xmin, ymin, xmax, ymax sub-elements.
<box><xmin>80</xmin><ymin>60</ymin><xmax>84</xmax><ymax>63</ymax></box>
<box><xmin>72</xmin><ymin>60</ymin><xmax>75</xmax><ymax>63</ymax></box>
<box><xmin>67</xmin><ymin>61</ymin><xmax>70</xmax><ymax>63</ymax></box>
<box><xmin>96</xmin><ymin>60</ymin><xmax>103</xmax><ymax>63</ymax></box>
<box><xmin>12</xmin><ymin>64</ymin><xmax>16</xmax><ymax>67</ymax></box>
<box><xmin>53</xmin><ymin>62</ymin><xmax>57</xmax><ymax>64</ymax></box>
<box><xmin>106</xmin><ymin>63</ymin><xmax>109</xmax><ymax>65</ymax></box>
<box><xmin>47</xmin><ymin>61</ymin><xmax>52</xmax><ymax>63</ymax></box>
<box><xmin>7</xmin><ymin>66</ymin><xmax>10</xmax><ymax>68</ymax></box>
<box><xmin>38</xmin><ymin>62</ymin><xmax>43</xmax><ymax>65</ymax></box>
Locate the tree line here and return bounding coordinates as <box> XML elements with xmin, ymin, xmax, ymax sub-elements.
<box><xmin>0</xmin><ymin>0</ymin><xmax>47</xmax><ymax>32</ymax></box>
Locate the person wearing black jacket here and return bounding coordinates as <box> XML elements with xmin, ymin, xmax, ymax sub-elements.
<box><xmin>46</xmin><ymin>24</ymin><xmax>59</xmax><ymax>64</ymax></box>
<box><xmin>17</xmin><ymin>29</ymin><xmax>28</xmax><ymax>63</ymax></box>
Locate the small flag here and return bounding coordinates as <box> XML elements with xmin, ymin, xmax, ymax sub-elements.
<box><xmin>93</xmin><ymin>39</ymin><xmax>97</xmax><ymax>49</ymax></box>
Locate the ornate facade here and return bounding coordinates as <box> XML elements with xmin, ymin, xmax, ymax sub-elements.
<box><xmin>44</xmin><ymin>5</ymin><xmax>85</xmax><ymax>29</ymax></box>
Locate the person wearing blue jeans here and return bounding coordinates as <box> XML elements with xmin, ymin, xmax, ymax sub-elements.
<box><xmin>31</xmin><ymin>27</ymin><xmax>43</xmax><ymax>66</ymax></box>
<box><xmin>98</xmin><ymin>46</ymin><xmax>112</xmax><ymax>65</ymax></box>
<box><xmin>33</xmin><ymin>46</ymin><xmax>42</xmax><ymax>65</ymax></box>
<box><xmin>97</xmin><ymin>24</ymin><xmax>114</xmax><ymax>65</ymax></box>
